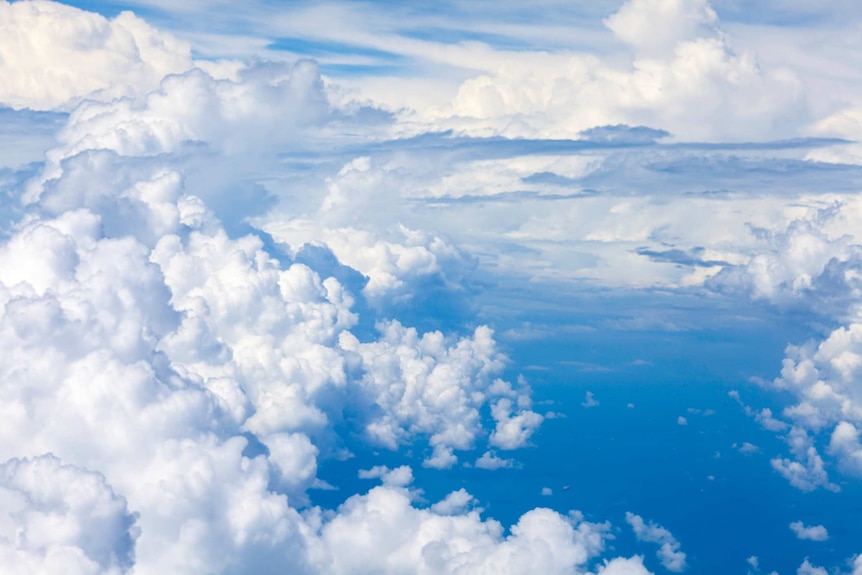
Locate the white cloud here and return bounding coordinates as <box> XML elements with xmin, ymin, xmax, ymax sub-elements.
<box><xmin>261</xmin><ymin>155</ymin><xmax>477</xmax><ymax>306</ymax></box>
<box><xmin>358</xmin><ymin>465</ymin><xmax>414</xmax><ymax>488</ymax></box>
<box><xmin>797</xmin><ymin>558</ymin><xmax>828</xmax><ymax>575</ymax></box>
<box><xmin>604</xmin><ymin>0</ymin><xmax>719</xmax><ymax>57</ymax></box>
<box><xmin>0</xmin><ymin>0</ymin><xmax>192</xmax><ymax>110</ymax></box>
<box><xmin>768</xmin><ymin>427</ymin><xmax>839</xmax><ymax>493</ymax></box>
<box><xmin>0</xmin><ymin>454</ymin><xmax>137</xmax><ymax>575</ymax></box>
<box><xmin>474</xmin><ymin>451</ymin><xmax>516</xmax><ymax>471</ymax></box>
<box><xmin>626</xmin><ymin>512</ymin><xmax>686</xmax><ymax>572</ymax></box>
<box><xmin>430</xmin><ymin>488</ymin><xmax>476</xmax><ymax>515</ymax></box>
<box><xmin>789</xmin><ymin>521</ymin><xmax>829</xmax><ymax>542</ymax></box>
<box><xmin>413</xmin><ymin>0</ymin><xmax>805</xmax><ymax>143</ymax></box>
<box><xmin>12</xmin><ymin>1</ymin><xmax>862</xmax><ymax>573</ymax></box>
<box><xmin>314</xmin><ymin>487</ymin><xmax>623</xmax><ymax>575</ymax></box>
<box><xmin>1</xmin><ymin>5</ymin><xmax>682</xmax><ymax>573</ymax></box>
<box><xmin>582</xmin><ymin>391</ymin><xmax>600</xmax><ymax>408</ymax></box>
<box><xmin>755</xmin><ymin>408</ymin><xmax>790</xmax><ymax>433</ymax></box>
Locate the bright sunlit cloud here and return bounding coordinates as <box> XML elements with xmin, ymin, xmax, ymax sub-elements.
<box><xmin>1</xmin><ymin>0</ymin><xmax>862</xmax><ymax>573</ymax></box>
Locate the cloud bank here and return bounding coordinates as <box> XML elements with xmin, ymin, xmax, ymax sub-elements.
<box><xmin>0</xmin><ymin>2</ymin><xmax>656</xmax><ymax>574</ymax></box>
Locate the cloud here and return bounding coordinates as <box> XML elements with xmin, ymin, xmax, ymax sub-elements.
<box><xmin>626</xmin><ymin>512</ymin><xmax>687</xmax><ymax>572</ymax></box>
<box><xmin>261</xmin><ymin>155</ymin><xmax>479</xmax><ymax>309</ymax></box>
<box><xmin>315</xmin><ymin>488</ymin><xmax>622</xmax><ymax>575</ymax></box>
<box><xmin>358</xmin><ymin>465</ymin><xmax>414</xmax><ymax>488</ymax></box>
<box><xmin>604</xmin><ymin>0</ymin><xmax>719</xmax><ymax>57</ymax></box>
<box><xmin>430</xmin><ymin>488</ymin><xmax>477</xmax><ymax>515</ymax></box>
<box><xmin>714</xmin><ymin>201</ymin><xmax>862</xmax><ymax>487</ymax></box>
<box><xmin>738</xmin><ymin>442</ymin><xmax>759</xmax><ymax>454</ymax></box>
<box><xmin>797</xmin><ymin>558</ymin><xmax>828</xmax><ymax>575</ymax></box>
<box><xmin>10</xmin><ymin>1</ymin><xmax>862</xmax><ymax>573</ymax></box>
<box><xmin>0</xmin><ymin>0</ymin><xmax>192</xmax><ymax>111</ymax></box>
<box><xmin>582</xmin><ymin>391</ymin><xmax>600</xmax><ymax>408</ymax></box>
<box><xmin>474</xmin><ymin>451</ymin><xmax>516</xmax><ymax>470</ymax></box>
<box><xmin>767</xmin><ymin>427</ymin><xmax>839</xmax><ymax>493</ymax></box>
<box><xmin>422</xmin><ymin>0</ymin><xmax>805</xmax><ymax>142</ymax></box>
<box><xmin>0</xmin><ymin>5</ymin><xmax>685</xmax><ymax>574</ymax></box>
<box><xmin>0</xmin><ymin>454</ymin><xmax>138</xmax><ymax>575</ymax></box>
<box><xmin>789</xmin><ymin>521</ymin><xmax>829</xmax><ymax>542</ymax></box>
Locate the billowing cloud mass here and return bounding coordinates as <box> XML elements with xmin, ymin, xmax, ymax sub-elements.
<box><xmin>0</xmin><ymin>455</ymin><xmax>137</xmax><ymax>575</ymax></box>
<box><xmin>418</xmin><ymin>0</ymin><xmax>804</xmax><ymax>141</ymax></box>
<box><xmin>0</xmin><ymin>2</ymin><xmax>663</xmax><ymax>574</ymax></box>
<box><xmin>6</xmin><ymin>0</ymin><xmax>862</xmax><ymax>572</ymax></box>
<box><xmin>0</xmin><ymin>0</ymin><xmax>193</xmax><ymax>110</ymax></box>
<box><xmin>717</xmin><ymin>202</ymin><xmax>862</xmax><ymax>490</ymax></box>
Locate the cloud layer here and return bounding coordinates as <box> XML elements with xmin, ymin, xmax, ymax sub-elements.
<box><xmin>0</xmin><ymin>2</ymin><xmax>658</xmax><ymax>574</ymax></box>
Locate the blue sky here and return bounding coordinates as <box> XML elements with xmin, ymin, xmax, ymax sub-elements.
<box><xmin>1</xmin><ymin>1</ymin><xmax>862</xmax><ymax>574</ymax></box>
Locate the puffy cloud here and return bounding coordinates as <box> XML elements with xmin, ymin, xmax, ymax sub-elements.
<box><xmin>709</xmin><ymin>209</ymin><xmax>862</xmax><ymax>308</ymax></box>
<box><xmin>762</xmin><ymin>319</ymin><xmax>862</xmax><ymax>486</ymax></box>
<box><xmin>604</xmin><ymin>0</ymin><xmax>718</xmax><ymax>57</ymax></box>
<box><xmin>424</xmin><ymin>0</ymin><xmax>803</xmax><ymax>142</ymax></box>
<box><xmin>0</xmin><ymin>0</ymin><xmax>192</xmax><ymax>110</ymax></box>
<box><xmin>769</xmin><ymin>427</ymin><xmax>838</xmax><ymax>493</ymax></box>
<box><xmin>715</xmin><ymin>200</ymin><xmax>862</xmax><ymax>488</ymax></box>
<box><xmin>0</xmin><ymin>455</ymin><xmax>137</xmax><ymax>575</ymax></box>
<box><xmin>358</xmin><ymin>465</ymin><xmax>414</xmax><ymax>488</ymax></box>
<box><xmin>262</xmin><ymin>155</ymin><xmax>476</xmax><ymax>307</ymax></box>
<box><xmin>312</xmin><ymin>485</ymin><xmax>624</xmax><ymax>575</ymax></box>
<box><xmin>597</xmin><ymin>557</ymin><xmax>652</xmax><ymax>575</ymax></box>
<box><xmin>797</xmin><ymin>558</ymin><xmax>828</xmax><ymax>575</ymax></box>
<box><xmin>474</xmin><ymin>451</ymin><xmax>516</xmax><ymax>471</ymax></box>
<box><xmin>430</xmin><ymin>489</ymin><xmax>476</xmax><ymax>515</ymax></box>
<box><xmin>625</xmin><ymin>513</ymin><xmax>686</xmax><ymax>573</ymax></box>
<box><xmin>490</xmin><ymin>396</ymin><xmax>544</xmax><ymax>451</ymax></box>
<box><xmin>0</xmin><ymin>5</ymin><xmax>615</xmax><ymax>573</ymax></box>
<box><xmin>789</xmin><ymin>521</ymin><xmax>829</xmax><ymax>542</ymax></box>
<box><xmin>829</xmin><ymin>421</ymin><xmax>862</xmax><ymax>476</ymax></box>
<box><xmin>340</xmin><ymin>323</ymin><xmax>542</xmax><ymax>467</ymax></box>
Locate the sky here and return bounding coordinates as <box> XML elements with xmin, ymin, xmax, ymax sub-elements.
<box><xmin>1</xmin><ymin>0</ymin><xmax>862</xmax><ymax>573</ymax></box>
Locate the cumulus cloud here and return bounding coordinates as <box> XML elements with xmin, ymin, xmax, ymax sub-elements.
<box><xmin>358</xmin><ymin>465</ymin><xmax>414</xmax><ymax>488</ymax></box>
<box><xmin>769</xmin><ymin>427</ymin><xmax>838</xmax><ymax>492</ymax></box>
<box><xmin>762</xmin><ymin>321</ymin><xmax>862</xmax><ymax>487</ymax></box>
<box><xmin>797</xmin><ymin>558</ymin><xmax>828</xmax><ymax>575</ymax></box>
<box><xmin>474</xmin><ymin>451</ymin><xmax>516</xmax><ymax>471</ymax></box>
<box><xmin>715</xmin><ymin>200</ymin><xmax>862</xmax><ymax>488</ymax></box>
<box><xmin>0</xmin><ymin>455</ymin><xmax>138</xmax><ymax>575</ymax></box>
<box><xmin>0</xmin><ymin>5</ymin><xmax>684</xmax><ymax>574</ymax></box>
<box><xmin>311</xmin><ymin>486</ymin><xmax>629</xmax><ymax>575</ymax></box>
<box><xmin>789</xmin><ymin>521</ymin><xmax>829</xmax><ymax>542</ymax></box>
<box><xmin>420</xmin><ymin>0</ymin><xmax>804</xmax><ymax>142</ymax></box>
<box><xmin>261</xmin><ymin>155</ymin><xmax>477</xmax><ymax>308</ymax></box>
<box><xmin>625</xmin><ymin>513</ymin><xmax>686</xmax><ymax>572</ymax></box>
<box><xmin>0</xmin><ymin>0</ymin><xmax>192</xmax><ymax>110</ymax></box>
<box><xmin>604</xmin><ymin>0</ymin><xmax>719</xmax><ymax>57</ymax></box>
